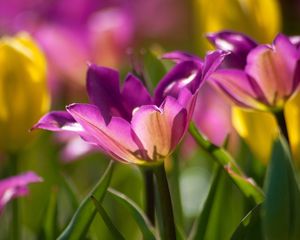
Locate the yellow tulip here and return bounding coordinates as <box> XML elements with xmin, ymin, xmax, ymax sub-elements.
<box><xmin>0</xmin><ymin>32</ymin><xmax>50</xmax><ymax>152</ymax></box>
<box><xmin>195</xmin><ymin>0</ymin><xmax>281</xmax><ymax>53</ymax></box>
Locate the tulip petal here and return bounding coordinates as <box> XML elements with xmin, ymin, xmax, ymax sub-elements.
<box><xmin>32</xmin><ymin>111</ymin><xmax>99</xmax><ymax>145</ymax></box>
<box><xmin>131</xmin><ymin>97</ymin><xmax>187</xmax><ymax>160</ymax></box>
<box><xmin>86</xmin><ymin>64</ymin><xmax>128</xmax><ymax>121</ymax></box>
<box><xmin>292</xmin><ymin>60</ymin><xmax>300</xmax><ymax>92</ymax></box>
<box><xmin>162</xmin><ymin>51</ymin><xmax>202</xmax><ymax>63</ymax></box>
<box><xmin>0</xmin><ymin>172</ymin><xmax>42</xmax><ymax>213</ymax></box>
<box><xmin>210</xmin><ymin>69</ymin><xmax>266</xmax><ymax>109</ymax></box>
<box><xmin>32</xmin><ymin>111</ymin><xmax>81</xmax><ymax>132</ymax></box>
<box><xmin>154</xmin><ymin>61</ymin><xmax>201</xmax><ymax>105</ymax></box>
<box><xmin>246</xmin><ymin>35</ymin><xmax>299</xmax><ymax>104</ymax></box>
<box><xmin>121</xmin><ymin>74</ymin><xmax>152</xmax><ymax>115</ymax></box>
<box><xmin>207</xmin><ymin>31</ymin><xmax>257</xmax><ymax>69</ymax></box>
<box><xmin>202</xmin><ymin>50</ymin><xmax>229</xmax><ymax>81</ymax></box>
<box><xmin>162</xmin><ymin>96</ymin><xmax>188</xmax><ymax>150</ymax></box>
<box><xmin>66</xmin><ymin>103</ymin><xmax>141</xmax><ymax>163</ymax></box>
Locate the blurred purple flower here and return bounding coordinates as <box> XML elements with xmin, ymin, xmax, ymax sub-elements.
<box><xmin>0</xmin><ymin>172</ymin><xmax>42</xmax><ymax>214</ymax></box>
<box><xmin>209</xmin><ymin>32</ymin><xmax>300</xmax><ymax>111</ymax></box>
<box><xmin>33</xmin><ymin>51</ymin><xmax>225</xmax><ymax>165</ymax></box>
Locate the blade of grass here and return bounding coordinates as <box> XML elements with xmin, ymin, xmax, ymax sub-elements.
<box><xmin>107</xmin><ymin>188</ymin><xmax>157</xmax><ymax>240</ymax></box>
<box><xmin>91</xmin><ymin>196</ymin><xmax>125</xmax><ymax>240</ymax></box>
<box><xmin>58</xmin><ymin>161</ymin><xmax>114</xmax><ymax>240</ymax></box>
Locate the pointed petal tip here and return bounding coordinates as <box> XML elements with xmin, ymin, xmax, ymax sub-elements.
<box><xmin>65</xmin><ymin>103</ymin><xmax>77</xmax><ymax>111</ymax></box>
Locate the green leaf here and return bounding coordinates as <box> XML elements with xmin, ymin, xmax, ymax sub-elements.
<box><xmin>189</xmin><ymin>168</ymin><xmax>246</xmax><ymax>240</ymax></box>
<box><xmin>189</xmin><ymin>122</ymin><xmax>264</xmax><ymax>204</ymax></box>
<box><xmin>176</xmin><ymin>225</ymin><xmax>186</xmax><ymax>240</ymax></box>
<box><xmin>143</xmin><ymin>49</ymin><xmax>167</xmax><ymax>92</ymax></box>
<box><xmin>231</xmin><ymin>204</ymin><xmax>262</xmax><ymax>240</ymax></box>
<box><xmin>39</xmin><ymin>188</ymin><xmax>59</xmax><ymax>240</ymax></box>
<box><xmin>91</xmin><ymin>196</ymin><xmax>125</xmax><ymax>240</ymax></box>
<box><xmin>107</xmin><ymin>188</ymin><xmax>157</xmax><ymax>240</ymax></box>
<box><xmin>58</xmin><ymin>161</ymin><xmax>114</xmax><ymax>240</ymax></box>
<box><xmin>189</xmin><ymin>165</ymin><xmax>222</xmax><ymax>240</ymax></box>
<box><xmin>262</xmin><ymin>137</ymin><xmax>300</xmax><ymax>240</ymax></box>
<box><xmin>60</xmin><ymin>174</ymin><xmax>79</xmax><ymax>211</ymax></box>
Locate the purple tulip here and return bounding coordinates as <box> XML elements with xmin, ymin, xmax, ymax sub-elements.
<box><xmin>162</xmin><ymin>50</ymin><xmax>233</xmax><ymax>146</ymax></box>
<box><xmin>207</xmin><ymin>31</ymin><xmax>257</xmax><ymax>69</ymax></box>
<box><xmin>209</xmin><ymin>33</ymin><xmax>300</xmax><ymax>111</ymax></box>
<box><xmin>33</xmin><ymin>51</ymin><xmax>225</xmax><ymax>165</ymax></box>
<box><xmin>0</xmin><ymin>172</ymin><xmax>42</xmax><ymax>213</ymax></box>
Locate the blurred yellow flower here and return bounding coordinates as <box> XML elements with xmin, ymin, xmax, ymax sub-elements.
<box><xmin>0</xmin><ymin>32</ymin><xmax>50</xmax><ymax>152</ymax></box>
<box><xmin>285</xmin><ymin>92</ymin><xmax>300</xmax><ymax>166</ymax></box>
<box><xmin>232</xmin><ymin>107</ymin><xmax>279</xmax><ymax>165</ymax></box>
<box><xmin>232</xmin><ymin>92</ymin><xmax>300</xmax><ymax>166</ymax></box>
<box><xmin>195</xmin><ymin>0</ymin><xmax>281</xmax><ymax>53</ymax></box>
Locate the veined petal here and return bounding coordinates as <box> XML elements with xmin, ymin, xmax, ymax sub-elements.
<box><xmin>246</xmin><ymin>35</ymin><xmax>299</xmax><ymax>105</ymax></box>
<box><xmin>131</xmin><ymin>97</ymin><xmax>187</xmax><ymax>161</ymax></box>
<box><xmin>86</xmin><ymin>64</ymin><xmax>127</xmax><ymax>121</ymax></box>
<box><xmin>121</xmin><ymin>74</ymin><xmax>152</xmax><ymax>114</ymax></box>
<box><xmin>0</xmin><ymin>172</ymin><xmax>42</xmax><ymax>213</ymax></box>
<box><xmin>66</xmin><ymin>103</ymin><xmax>141</xmax><ymax>164</ymax></box>
<box><xmin>161</xmin><ymin>96</ymin><xmax>188</xmax><ymax>150</ymax></box>
<box><xmin>209</xmin><ymin>69</ymin><xmax>267</xmax><ymax>109</ymax></box>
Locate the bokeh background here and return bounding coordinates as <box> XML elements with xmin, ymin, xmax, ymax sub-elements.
<box><xmin>0</xmin><ymin>0</ymin><xmax>300</xmax><ymax>239</ymax></box>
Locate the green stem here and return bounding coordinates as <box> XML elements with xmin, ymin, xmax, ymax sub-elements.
<box><xmin>153</xmin><ymin>164</ymin><xmax>176</xmax><ymax>240</ymax></box>
<box><xmin>9</xmin><ymin>152</ymin><xmax>20</xmax><ymax>240</ymax></box>
<box><xmin>274</xmin><ymin>110</ymin><xmax>290</xmax><ymax>145</ymax></box>
<box><xmin>169</xmin><ymin>154</ymin><xmax>184</xmax><ymax>229</ymax></box>
<box><xmin>143</xmin><ymin>169</ymin><xmax>155</xmax><ymax>226</ymax></box>
<box><xmin>189</xmin><ymin>122</ymin><xmax>264</xmax><ymax>204</ymax></box>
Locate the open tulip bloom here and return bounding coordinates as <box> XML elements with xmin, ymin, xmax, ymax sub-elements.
<box><xmin>33</xmin><ymin>50</ymin><xmax>226</xmax><ymax>166</ymax></box>
<box><xmin>207</xmin><ymin>32</ymin><xmax>300</xmax><ymax>112</ymax></box>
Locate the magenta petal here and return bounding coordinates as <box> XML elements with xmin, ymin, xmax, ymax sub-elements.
<box><xmin>66</xmin><ymin>103</ymin><xmax>140</xmax><ymax>163</ymax></box>
<box><xmin>292</xmin><ymin>60</ymin><xmax>300</xmax><ymax>91</ymax></box>
<box><xmin>162</xmin><ymin>51</ymin><xmax>202</xmax><ymax>63</ymax></box>
<box><xmin>289</xmin><ymin>36</ymin><xmax>300</xmax><ymax>49</ymax></box>
<box><xmin>154</xmin><ymin>60</ymin><xmax>201</xmax><ymax>105</ymax></box>
<box><xmin>193</xmin><ymin>84</ymin><xmax>232</xmax><ymax>146</ymax></box>
<box><xmin>87</xmin><ymin>64</ymin><xmax>128</xmax><ymax>121</ymax></box>
<box><xmin>210</xmin><ymin>69</ymin><xmax>264</xmax><ymax>108</ymax></box>
<box><xmin>202</xmin><ymin>50</ymin><xmax>230</xmax><ymax>81</ymax></box>
<box><xmin>0</xmin><ymin>172</ymin><xmax>42</xmax><ymax>213</ymax></box>
<box><xmin>121</xmin><ymin>74</ymin><xmax>152</xmax><ymax>114</ymax></box>
<box><xmin>207</xmin><ymin>31</ymin><xmax>257</xmax><ymax>69</ymax></box>
<box><xmin>32</xmin><ymin>111</ymin><xmax>81</xmax><ymax>132</ymax></box>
